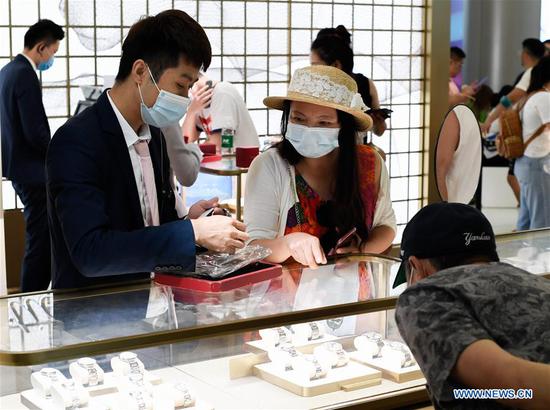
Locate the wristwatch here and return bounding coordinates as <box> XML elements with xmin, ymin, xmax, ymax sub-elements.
<box><xmin>111</xmin><ymin>351</ymin><xmax>145</xmax><ymax>376</ymax></box>
<box><xmin>290</xmin><ymin>322</ymin><xmax>324</xmax><ymax>344</ymax></box>
<box><xmin>291</xmin><ymin>355</ymin><xmax>328</xmax><ymax>381</ymax></box>
<box><xmin>382</xmin><ymin>341</ymin><xmax>416</xmax><ymax>368</ymax></box>
<box><xmin>268</xmin><ymin>342</ymin><xmax>300</xmax><ymax>371</ymax></box>
<box><xmin>314</xmin><ymin>342</ymin><xmax>349</xmax><ymax>368</ymax></box>
<box><xmin>31</xmin><ymin>368</ymin><xmax>65</xmax><ymax>398</ymax></box>
<box><xmin>354</xmin><ymin>331</ymin><xmax>384</xmax><ymax>358</ymax></box>
<box><xmin>259</xmin><ymin>327</ymin><xmax>291</xmax><ymax>347</ymax></box>
<box><xmin>309</xmin><ymin>322</ymin><xmax>321</xmax><ymax>340</ymax></box>
<box><xmin>174</xmin><ymin>383</ymin><xmax>194</xmax><ymax>408</ymax></box>
<box><xmin>121</xmin><ymin>352</ymin><xmax>142</xmax><ymax>375</ymax></box>
<box><xmin>69</xmin><ymin>357</ymin><xmax>103</xmax><ymax>386</ymax></box>
<box><xmin>64</xmin><ymin>380</ymin><xmax>81</xmax><ymax>410</ymax></box>
<box><xmin>51</xmin><ymin>379</ymin><xmax>88</xmax><ymax>410</ymax></box>
<box><xmin>128</xmin><ymin>389</ymin><xmax>147</xmax><ymax>410</ymax></box>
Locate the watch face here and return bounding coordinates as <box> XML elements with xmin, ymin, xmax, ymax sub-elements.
<box><xmin>308</xmin><ymin>322</ymin><xmax>322</xmax><ymax>340</ymax></box>
<box><xmin>326</xmin><ymin>318</ymin><xmax>343</xmax><ymax>330</ymax></box>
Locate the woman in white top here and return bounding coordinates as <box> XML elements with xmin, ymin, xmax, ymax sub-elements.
<box><xmin>514</xmin><ymin>56</ymin><xmax>550</xmax><ymax>230</ymax></box>
<box><xmin>244</xmin><ymin>66</ymin><xmax>396</xmax><ymax>269</ymax></box>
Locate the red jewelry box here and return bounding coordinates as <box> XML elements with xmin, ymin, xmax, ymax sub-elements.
<box><xmin>154</xmin><ymin>262</ymin><xmax>282</xmax><ymax>293</ymax></box>
<box><xmin>201</xmin><ymin>153</ymin><xmax>223</xmax><ymax>163</ymax></box>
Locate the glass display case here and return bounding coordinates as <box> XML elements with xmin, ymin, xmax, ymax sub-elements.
<box><xmin>496</xmin><ymin>228</ymin><xmax>550</xmax><ymax>277</ymax></box>
<box><xmin>0</xmin><ymin>255</ymin><xmax>430</xmax><ymax>410</ymax></box>
<box><xmin>1</xmin><ymin>229</ymin><xmax>548</xmax><ymax>409</ymax></box>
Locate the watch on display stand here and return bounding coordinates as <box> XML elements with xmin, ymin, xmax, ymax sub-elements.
<box><xmin>114</xmin><ymin>373</ymin><xmax>154</xmax><ymax>410</ymax></box>
<box><xmin>30</xmin><ymin>368</ymin><xmax>66</xmax><ymax>398</ymax></box>
<box><xmin>313</xmin><ymin>342</ymin><xmax>349</xmax><ymax>368</ymax></box>
<box><xmin>353</xmin><ymin>332</ymin><xmax>385</xmax><ymax>359</ymax></box>
<box><xmin>259</xmin><ymin>326</ymin><xmax>292</xmax><ymax>347</ymax></box>
<box><xmin>111</xmin><ymin>351</ymin><xmax>146</xmax><ymax>377</ymax></box>
<box><xmin>350</xmin><ymin>333</ymin><xmax>422</xmax><ymax>383</ymax></box>
<box><xmin>50</xmin><ymin>379</ymin><xmax>90</xmax><ymax>409</ymax></box>
<box><xmin>290</xmin><ymin>322</ymin><xmax>323</xmax><ymax>345</ymax></box>
<box><xmin>380</xmin><ymin>341</ymin><xmax>416</xmax><ymax>369</ymax></box>
<box><xmin>267</xmin><ymin>342</ymin><xmax>301</xmax><ymax>371</ymax></box>
<box><xmin>117</xmin><ymin>388</ymin><xmax>154</xmax><ymax>410</ymax></box>
<box><xmin>290</xmin><ymin>354</ymin><xmax>329</xmax><ymax>381</ymax></box>
<box><xmin>153</xmin><ymin>382</ymin><xmax>196</xmax><ymax>409</ymax></box>
<box><xmin>69</xmin><ymin>357</ymin><xmax>105</xmax><ymax>387</ymax></box>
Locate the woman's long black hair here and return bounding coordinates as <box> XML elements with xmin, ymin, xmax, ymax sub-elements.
<box><xmin>275</xmin><ymin>101</ymin><xmax>367</xmax><ymax>250</ymax></box>
<box><xmin>526</xmin><ymin>55</ymin><xmax>550</xmax><ymax>94</ymax></box>
<box><xmin>311</xmin><ymin>35</ymin><xmax>354</xmax><ymax>74</ymax></box>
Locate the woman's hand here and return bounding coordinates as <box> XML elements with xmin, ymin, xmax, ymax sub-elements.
<box><xmin>480</xmin><ymin>119</ymin><xmax>493</xmax><ymax>135</ymax></box>
<box><xmin>188</xmin><ymin>197</ymin><xmax>219</xmax><ymax>219</ymax></box>
<box><xmin>283</xmin><ymin>232</ymin><xmax>327</xmax><ymax>269</ymax></box>
<box><xmin>333</xmin><ymin>233</ymin><xmax>361</xmax><ymax>255</ymax></box>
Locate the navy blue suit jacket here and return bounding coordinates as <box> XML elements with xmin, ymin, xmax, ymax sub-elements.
<box><xmin>46</xmin><ymin>91</ymin><xmax>196</xmax><ymax>289</ymax></box>
<box><xmin>0</xmin><ymin>54</ymin><xmax>50</xmax><ymax>184</ymax></box>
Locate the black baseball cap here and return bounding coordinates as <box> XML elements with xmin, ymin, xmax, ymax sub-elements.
<box><xmin>393</xmin><ymin>203</ymin><xmax>498</xmax><ymax>288</ymax></box>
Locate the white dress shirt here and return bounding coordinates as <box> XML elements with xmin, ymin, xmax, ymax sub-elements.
<box><xmin>21</xmin><ymin>52</ymin><xmax>37</xmax><ymax>73</ymax></box>
<box><xmin>107</xmin><ymin>91</ymin><xmax>156</xmax><ymax>224</ymax></box>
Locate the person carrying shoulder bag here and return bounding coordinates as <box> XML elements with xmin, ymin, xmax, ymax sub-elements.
<box><xmin>507</xmin><ymin>56</ymin><xmax>550</xmax><ymax>230</ymax></box>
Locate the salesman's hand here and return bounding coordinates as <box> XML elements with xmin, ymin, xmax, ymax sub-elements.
<box><xmin>283</xmin><ymin>232</ymin><xmax>327</xmax><ymax>269</ymax></box>
<box><xmin>191</xmin><ymin>216</ymin><xmax>249</xmax><ymax>253</ymax></box>
<box><xmin>188</xmin><ymin>197</ymin><xmax>219</xmax><ymax>219</ymax></box>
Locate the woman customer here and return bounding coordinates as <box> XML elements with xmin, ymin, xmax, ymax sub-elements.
<box><xmin>310</xmin><ymin>26</ymin><xmax>387</xmax><ymax>136</ymax></box>
<box><xmin>515</xmin><ymin>56</ymin><xmax>550</xmax><ymax>230</ymax></box>
<box><xmin>244</xmin><ymin>66</ymin><xmax>396</xmax><ymax>269</ymax></box>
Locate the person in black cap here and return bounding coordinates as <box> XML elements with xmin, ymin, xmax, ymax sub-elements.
<box><xmin>394</xmin><ymin>203</ymin><xmax>550</xmax><ymax>410</ymax></box>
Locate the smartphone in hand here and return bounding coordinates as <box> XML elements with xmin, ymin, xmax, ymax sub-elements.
<box><xmin>199</xmin><ymin>207</ymin><xmax>232</xmax><ymax>218</ymax></box>
<box><xmin>328</xmin><ymin>227</ymin><xmax>358</xmax><ymax>256</ymax></box>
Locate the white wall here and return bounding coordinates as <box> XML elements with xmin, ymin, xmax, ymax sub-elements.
<box><xmin>463</xmin><ymin>0</ymin><xmax>542</xmax><ymax>90</ymax></box>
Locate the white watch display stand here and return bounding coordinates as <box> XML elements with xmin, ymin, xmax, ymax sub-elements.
<box><xmin>19</xmin><ymin>353</ymin><xmax>213</xmax><ymax>410</ymax></box>
<box><xmin>69</xmin><ymin>358</ymin><xmax>105</xmax><ymax>388</ymax></box>
<box><xmin>254</xmin><ymin>359</ymin><xmax>381</xmax><ymax>397</ymax></box>
<box><xmin>349</xmin><ymin>351</ymin><xmax>422</xmax><ymax>383</ymax></box>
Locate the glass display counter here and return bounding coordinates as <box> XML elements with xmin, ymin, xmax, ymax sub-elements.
<box><xmin>1</xmin><ymin>228</ymin><xmax>547</xmax><ymax>409</ymax></box>
<box><xmin>0</xmin><ymin>255</ymin><xmax>429</xmax><ymax>410</ymax></box>
<box><xmin>495</xmin><ymin>228</ymin><xmax>550</xmax><ymax>277</ymax></box>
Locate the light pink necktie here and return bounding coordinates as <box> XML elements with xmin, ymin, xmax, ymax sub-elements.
<box><xmin>134</xmin><ymin>140</ymin><xmax>159</xmax><ymax>226</ymax></box>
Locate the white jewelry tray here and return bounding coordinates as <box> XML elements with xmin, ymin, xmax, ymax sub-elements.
<box><xmin>349</xmin><ymin>351</ymin><xmax>423</xmax><ymax>383</ymax></box>
<box><xmin>253</xmin><ymin>360</ymin><xmax>381</xmax><ymax>397</ymax></box>
<box><xmin>19</xmin><ymin>371</ymin><xmax>213</xmax><ymax>410</ymax></box>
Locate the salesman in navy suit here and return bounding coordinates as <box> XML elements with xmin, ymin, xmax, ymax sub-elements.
<box><xmin>46</xmin><ymin>10</ymin><xmax>248</xmax><ymax>289</ymax></box>
<box><xmin>0</xmin><ymin>20</ymin><xmax>64</xmax><ymax>292</ymax></box>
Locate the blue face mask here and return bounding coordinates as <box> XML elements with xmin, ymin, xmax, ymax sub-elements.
<box><xmin>285</xmin><ymin>122</ymin><xmax>340</xmax><ymax>158</ymax></box>
<box><xmin>138</xmin><ymin>66</ymin><xmax>190</xmax><ymax>128</ymax></box>
<box><xmin>37</xmin><ymin>56</ymin><xmax>54</xmax><ymax>71</ymax></box>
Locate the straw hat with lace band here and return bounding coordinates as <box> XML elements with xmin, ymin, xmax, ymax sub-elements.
<box><xmin>263</xmin><ymin>65</ymin><xmax>373</xmax><ymax>131</ymax></box>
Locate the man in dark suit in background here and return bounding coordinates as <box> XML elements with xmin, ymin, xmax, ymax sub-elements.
<box><xmin>47</xmin><ymin>10</ymin><xmax>248</xmax><ymax>290</ymax></box>
<box><xmin>0</xmin><ymin>20</ymin><xmax>64</xmax><ymax>292</ymax></box>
